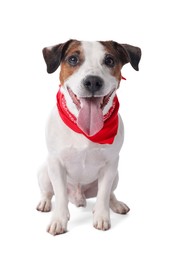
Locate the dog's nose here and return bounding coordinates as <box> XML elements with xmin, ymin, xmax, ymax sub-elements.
<box><xmin>83</xmin><ymin>75</ymin><xmax>104</xmax><ymax>94</ymax></box>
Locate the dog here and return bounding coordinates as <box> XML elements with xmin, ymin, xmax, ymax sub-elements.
<box><xmin>36</xmin><ymin>39</ymin><xmax>141</xmax><ymax>235</ymax></box>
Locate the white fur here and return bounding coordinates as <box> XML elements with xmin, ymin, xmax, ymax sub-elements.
<box><xmin>37</xmin><ymin>41</ymin><xmax>129</xmax><ymax>235</ymax></box>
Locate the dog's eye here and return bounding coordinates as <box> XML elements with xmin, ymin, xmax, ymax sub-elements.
<box><xmin>104</xmin><ymin>55</ymin><xmax>115</xmax><ymax>68</ymax></box>
<box><xmin>67</xmin><ymin>55</ymin><xmax>79</xmax><ymax>66</ymax></box>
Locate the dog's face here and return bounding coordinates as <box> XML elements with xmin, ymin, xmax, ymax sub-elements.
<box><xmin>59</xmin><ymin>40</ymin><xmax>123</xmax><ymax>98</ymax></box>
<box><xmin>43</xmin><ymin>40</ymin><xmax>141</xmax><ymax>136</ymax></box>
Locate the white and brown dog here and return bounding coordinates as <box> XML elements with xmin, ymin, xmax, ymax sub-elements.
<box><xmin>36</xmin><ymin>40</ymin><xmax>141</xmax><ymax>235</ymax></box>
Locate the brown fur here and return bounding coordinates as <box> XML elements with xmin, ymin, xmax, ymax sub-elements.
<box><xmin>100</xmin><ymin>41</ymin><xmax>123</xmax><ymax>81</ymax></box>
<box><xmin>60</xmin><ymin>40</ymin><xmax>84</xmax><ymax>85</ymax></box>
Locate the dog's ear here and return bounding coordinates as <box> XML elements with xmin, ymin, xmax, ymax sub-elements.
<box><xmin>121</xmin><ymin>44</ymin><xmax>141</xmax><ymax>71</ymax></box>
<box><xmin>112</xmin><ymin>42</ymin><xmax>141</xmax><ymax>71</ymax></box>
<box><xmin>42</xmin><ymin>40</ymin><xmax>73</xmax><ymax>73</ymax></box>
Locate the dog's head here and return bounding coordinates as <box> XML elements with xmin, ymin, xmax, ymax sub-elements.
<box><xmin>43</xmin><ymin>40</ymin><xmax>141</xmax><ymax>136</ymax></box>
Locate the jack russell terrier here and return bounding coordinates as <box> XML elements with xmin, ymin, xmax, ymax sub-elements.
<box><xmin>36</xmin><ymin>40</ymin><xmax>141</xmax><ymax>235</ymax></box>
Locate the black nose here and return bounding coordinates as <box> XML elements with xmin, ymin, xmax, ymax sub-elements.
<box><xmin>83</xmin><ymin>75</ymin><xmax>104</xmax><ymax>94</ymax></box>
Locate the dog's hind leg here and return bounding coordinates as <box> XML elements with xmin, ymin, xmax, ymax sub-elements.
<box><xmin>36</xmin><ymin>162</ymin><xmax>54</xmax><ymax>212</ymax></box>
<box><xmin>109</xmin><ymin>172</ymin><xmax>130</xmax><ymax>214</ymax></box>
<box><xmin>110</xmin><ymin>193</ymin><xmax>130</xmax><ymax>214</ymax></box>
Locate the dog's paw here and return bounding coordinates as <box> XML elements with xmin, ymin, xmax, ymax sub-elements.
<box><xmin>47</xmin><ymin>219</ymin><xmax>68</xmax><ymax>236</ymax></box>
<box><xmin>47</xmin><ymin>211</ymin><xmax>70</xmax><ymax>236</ymax></box>
<box><xmin>36</xmin><ymin>199</ymin><xmax>51</xmax><ymax>212</ymax></box>
<box><xmin>93</xmin><ymin>211</ymin><xmax>111</xmax><ymax>231</ymax></box>
<box><xmin>110</xmin><ymin>200</ymin><xmax>130</xmax><ymax>214</ymax></box>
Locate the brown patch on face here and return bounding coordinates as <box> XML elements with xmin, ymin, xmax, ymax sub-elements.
<box><xmin>100</xmin><ymin>41</ymin><xmax>125</xmax><ymax>81</ymax></box>
<box><xmin>59</xmin><ymin>40</ymin><xmax>84</xmax><ymax>85</ymax></box>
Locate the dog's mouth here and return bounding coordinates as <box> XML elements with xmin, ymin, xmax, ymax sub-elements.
<box><xmin>67</xmin><ymin>87</ymin><xmax>115</xmax><ymax>136</ymax></box>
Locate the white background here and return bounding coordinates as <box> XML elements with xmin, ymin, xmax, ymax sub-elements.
<box><xmin>0</xmin><ymin>0</ymin><xmax>176</xmax><ymax>259</ymax></box>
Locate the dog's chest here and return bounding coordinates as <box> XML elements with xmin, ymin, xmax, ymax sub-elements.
<box><xmin>60</xmin><ymin>146</ymin><xmax>107</xmax><ymax>184</ymax></box>
<box><xmin>46</xmin><ymin>107</ymin><xmax>123</xmax><ymax>184</ymax></box>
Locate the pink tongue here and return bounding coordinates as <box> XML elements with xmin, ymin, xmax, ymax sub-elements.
<box><xmin>77</xmin><ymin>97</ymin><xmax>104</xmax><ymax>136</ymax></box>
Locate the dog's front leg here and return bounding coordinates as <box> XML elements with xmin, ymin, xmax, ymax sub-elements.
<box><xmin>47</xmin><ymin>156</ymin><xmax>69</xmax><ymax>235</ymax></box>
<box><xmin>93</xmin><ymin>162</ymin><xmax>118</xmax><ymax>231</ymax></box>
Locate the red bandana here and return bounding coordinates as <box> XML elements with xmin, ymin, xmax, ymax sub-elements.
<box><xmin>56</xmin><ymin>90</ymin><xmax>120</xmax><ymax>144</ymax></box>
